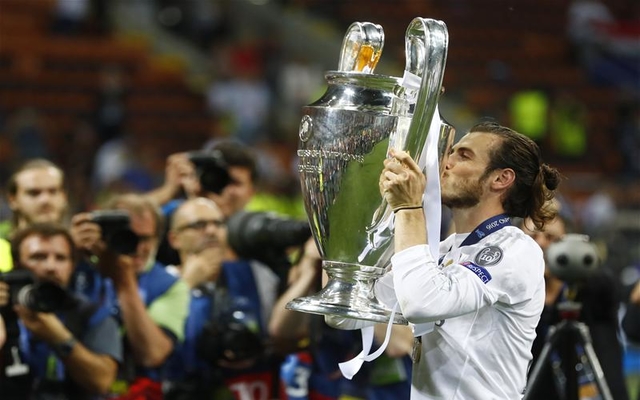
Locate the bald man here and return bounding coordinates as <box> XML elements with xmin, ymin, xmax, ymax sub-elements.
<box><xmin>164</xmin><ymin>197</ymin><xmax>281</xmax><ymax>400</ymax></box>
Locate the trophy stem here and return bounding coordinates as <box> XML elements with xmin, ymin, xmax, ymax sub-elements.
<box><xmin>285</xmin><ymin>261</ymin><xmax>408</xmax><ymax>325</ymax></box>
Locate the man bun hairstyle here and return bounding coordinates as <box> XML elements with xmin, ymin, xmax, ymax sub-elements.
<box><xmin>470</xmin><ymin>121</ymin><xmax>563</xmax><ymax>230</ymax></box>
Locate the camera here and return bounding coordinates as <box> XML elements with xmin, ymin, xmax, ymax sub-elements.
<box><xmin>197</xmin><ymin>288</ymin><xmax>264</xmax><ymax>364</ymax></box>
<box><xmin>0</xmin><ymin>269</ymin><xmax>76</xmax><ymax>313</ymax></box>
<box><xmin>546</xmin><ymin>234</ymin><xmax>600</xmax><ymax>283</ymax></box>
<box><xmin>226</xmin><ymin>211</ymin><xmax>312</xmax><ymax>277</ymax></box>
<box><xmin>91</xmin><ymin>210</ymin><xmax>139</xmax><ymax>255</ymax></box>
<box><xmin>0</xmin><ymin>270</ymin><xmax>76</xmax><ymax>393</ymax></box>
<box><xmin>188</xmin><ymin>150</ymin><xmax>232</xmax><ymax>194</ymax></box>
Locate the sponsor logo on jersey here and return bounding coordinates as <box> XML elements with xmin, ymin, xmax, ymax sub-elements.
<box><xmin>461</xmin><ymin>261</ymin><xmax>492</xmax><ymax>284</ymax></box>
<box><xmin>474</xmin><ymin>246</ymin><xmax>504</xmax><ymax>266</ymax></box>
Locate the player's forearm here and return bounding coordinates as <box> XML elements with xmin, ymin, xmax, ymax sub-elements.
<box><xmin>393</xmin><ymin>208</ymin><xmax>427</xmax><ymax>253</ymax></box>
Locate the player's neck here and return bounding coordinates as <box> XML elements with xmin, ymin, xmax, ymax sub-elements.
<box><xmin>451</xmin><ymin>202</ymin><xmax>507</xmax><ymax>234</ymax></box>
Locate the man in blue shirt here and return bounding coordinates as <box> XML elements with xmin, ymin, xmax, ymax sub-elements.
<box><xmin>163</xmin><ymin>197</ymin><xmax>281</xmax><ymax>400</ymax></box>
<box><xmin>0</xmin><ymin>223</ymin><xmax>121</xmax><ymax>399</ymax></box>
<box><xmin>70</xmin><ymin>193</ymin><xmax>190</xmax><ymax>398</ymax></box>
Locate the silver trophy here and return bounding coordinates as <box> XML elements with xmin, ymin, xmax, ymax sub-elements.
<box><xmin>286</xmin><ymin>18</ymin><xmax>453</xmax><ymax>324</ymax></box>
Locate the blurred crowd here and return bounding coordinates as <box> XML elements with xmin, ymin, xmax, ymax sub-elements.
<box><xmin>0</xmin><ymin>142</ymin><xmax>416</xmax><ymax>400</ymax></box>
<box><xmin>1</xmin><ymin>125</ymin><xmax>639</xmax><ymax>400</ymax></box>
<box><xmin>0</xmin><ymin>0</ymin><xmax>638</xmax><ymax>399</ymax></box>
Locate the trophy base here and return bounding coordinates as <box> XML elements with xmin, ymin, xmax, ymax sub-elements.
<box><xmin>286</xmin><ymin>295</ymin><xmax>408</xmax><ymax>325</ymax></box>
<box><xmin>285</xmin><ymin>261</ymin><xmax>408</xmax><ymax>325</ymax></box>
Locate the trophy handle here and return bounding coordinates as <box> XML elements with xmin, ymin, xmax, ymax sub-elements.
<box><xmin>402</xmin><ymin>18</ymin><xmax>449</xmax><ymax>162</ymax></box>
<box><xmin>369</xmin><ymin>19</ymin><xmax>449</xmax><ymax>235</ymax></box>
<box><xmin>338</xmin><ymin>22</ymin><xmax>385</xmax><ymax>73</ymax></box>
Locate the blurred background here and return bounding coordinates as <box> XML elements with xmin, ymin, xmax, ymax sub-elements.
<box><xmin>0</xmin><ymin>2</ymin><xmax>638</xmax><ymax>271</ymax></box>
<box><xmin>0</xmin><ymin>0</ymin><xmax>638</xmax><ymax>388</ymax></box>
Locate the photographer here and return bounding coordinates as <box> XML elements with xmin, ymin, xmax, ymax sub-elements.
<box><xmin>145</xmin><ymin>140</ymin><xmax>258</xmax><ymax>266</ymax></box>
<box><xmin>0</xmin><ymin>223</ymin><xmax>121</xmax><ymax>399</ymax></box>
<box><xmin>0</xmin><ymin>159</ymin><xmax>69</xmax><ymax>272</ymax></box>
<box><xmin>270</xmin><ymin>238</ymin><xmax>413</xmax><ymax>400</ymax></box>
<box><xmin>147</xmin><ymin>140</ymin><xmax>257</xmax><ymax>219</ymax></box>
<box><xmin>69</xmin><ymin>194</ymin><xmax>190</xmax><ymax>398</ymax></box>
<box><xmin>163</xmin><ymin>197</ymin><xmax>282</xmax><ymax>400</ymax></box>
<box><xmin>521</xmin><ymin>215</ymin><xmax>629</xmax><ymax>400</ymax></box>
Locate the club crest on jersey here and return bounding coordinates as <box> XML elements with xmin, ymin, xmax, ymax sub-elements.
<box><xmin>474</xmin><ymin>246</ymin><xmax>503</xmax><ymax>266</ymax></box>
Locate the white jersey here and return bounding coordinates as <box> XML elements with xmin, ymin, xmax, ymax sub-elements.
<box><xmin>373</xmin><ymin>225</ymin><xmax>545</xmax><ymax>399</ymax></box>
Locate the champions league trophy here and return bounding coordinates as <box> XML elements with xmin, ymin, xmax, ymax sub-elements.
<box><xmin>286</xmin><ymin>18</ymin><xmax>453</xmax><ymax>324</ymax></box>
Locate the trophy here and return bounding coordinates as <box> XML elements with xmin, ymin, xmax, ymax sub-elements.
<box><xmin>286</xmin><ymin>18</ymin><xmax>454</xmax><ymax>324</ymax></box>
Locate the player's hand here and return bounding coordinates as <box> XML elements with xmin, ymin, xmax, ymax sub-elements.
<box><xmin>380</xmin><ymin>149</ymin><xmax>425</xmax><ymax>211</ymax></box>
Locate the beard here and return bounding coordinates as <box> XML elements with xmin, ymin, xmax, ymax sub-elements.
<box><xmin>441</xmin><ymin>175</ymin><xmax>485</xmax><ymax>209</ymax></box>
<box><xmin>23</xmin><ymin>207</ymin><xmax>65</xmax><ymax>225</ymax></box>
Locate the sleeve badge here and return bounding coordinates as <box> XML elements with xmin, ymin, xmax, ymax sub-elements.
<box><xmin>474</xmin><ymin>246</ymin><xmax>504</xmax><ymax>266</ymax></box>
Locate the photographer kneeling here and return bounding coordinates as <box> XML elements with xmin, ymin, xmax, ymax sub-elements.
<box><xmin>0</xmin><ymin>223</ymin><xmax>121</xmax><ymax>399</ymax></box>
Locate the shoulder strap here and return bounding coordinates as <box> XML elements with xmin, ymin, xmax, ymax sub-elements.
<box><xmin>208</xmin><ymin>268</ymin><xmax>228</xmax><ymax>323</ymax></box>
<box><xmin>139</xmin><ymin>262</ymin><xmax>179</xmax><ymax>306</ymax></box>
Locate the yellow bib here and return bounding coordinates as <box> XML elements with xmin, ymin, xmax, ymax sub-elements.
<box><xmin>0</xmin><ymin>237</ymin><xmax>13</xmax><ymax>272</ymax></box>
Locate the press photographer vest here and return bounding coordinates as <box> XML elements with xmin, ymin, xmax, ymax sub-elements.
<box><xmin>107</xmin><ymin>261</ymin><xmax>182</xmax><ymax>396</ymax></box>
<box><xmin>165</xmin><ymin>259</ymin><xmax>280</xmax><ymax>400</ymax></box>
<box><xmin>13</xmin><ymin>295</ymin><xmax>111</xmax><ymax>400</ymax></box>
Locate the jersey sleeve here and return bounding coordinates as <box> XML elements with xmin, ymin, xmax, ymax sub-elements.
<box><xmin>390</xmin><ymin>233</ymin><xmax>544</xmax><ymax>324</ymax></box>
<box><xmin>475</xmin><ymin>232</ymin><xmax>545</xmax><ymax>306</ymax></box>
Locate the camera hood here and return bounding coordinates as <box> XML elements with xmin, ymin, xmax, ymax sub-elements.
<box><xmin>545</xmin><ymin>234</ymin><xmax>600</xmax><ymax>283</ymax></box>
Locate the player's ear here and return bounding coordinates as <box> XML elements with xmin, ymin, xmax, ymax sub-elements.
<box><xmin>491</xmin><ymin>168</ymin><xmax>515</xmax><ymax>191</ymax></box>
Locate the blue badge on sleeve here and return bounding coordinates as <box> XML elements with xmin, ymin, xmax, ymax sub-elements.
<box><xmin>461</xmin><ymin>261</ymin><xmax>493</xmax><ymax>284</ymax></box>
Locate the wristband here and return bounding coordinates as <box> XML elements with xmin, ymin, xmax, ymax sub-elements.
<box><xmin>392</xmin><ymin>205</ymin><xmax>423</xmax><ymax>213</ymax></box>
<box><xmin>51</xmin><ymin>337</ymin><xmax>77</xmax><ymax>359</ymax></box>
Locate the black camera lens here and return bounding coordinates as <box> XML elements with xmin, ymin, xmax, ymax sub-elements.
<box><xmin>194</xmin><ymin>287</ymin><xmax>265</xmax><ymax>365</ymax></box>
<box><xmin>227</xmin><ymin>211</ymin><xmax>311</xmax><ymax>260</ymax></box>
<box><xmin>16</xmin><ymin>281</ymin><xmax>74</xmax><ymax>313</ymax></box>
<box><xmin>219</xmin><ymin>321</ymin><xmax>264</xmax><ymax>362</ymax></box>
<box><xmin>188</xmin><ymin>150</ymin><xmax>232</xmax><ymax>194</ymax></box>
<box><xmin>225</xmin><ymin>211</ymin><xmax>312</xmax><ymax>279</ymax></box>
<box><xmin>0</xmin><ymin>270</ymin><xmax>76</xmax><ymax>313</ymax></box>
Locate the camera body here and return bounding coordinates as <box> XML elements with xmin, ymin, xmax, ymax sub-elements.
<box><xmin>91</xmin><ymin>210</ymin><xmax>139</xmax><ymax>255</ymax></box>
<box><xmin>197</xmin><ymin>288</ymin><xmax>264</xmax><ymax>364</ymax></box>
<box><xmin>0</xmin><ymin>269</ymin><xmax>75</xmax><ymax>313</ymax></box>
<box><xmin>188</xmin><ymin>150</ymin><xmax>231</xmax><ymax>194</ymax></box>
<box><xmin>546</xmin><ymin>234</ymin><xmax>600</xmax><ymax>284</ymax></box>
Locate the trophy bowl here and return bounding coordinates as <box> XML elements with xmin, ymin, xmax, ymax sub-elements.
<box><xmin>286</xmin><ymin>18</ymin><xmax>451</xmax><ymax>324</ymax></box>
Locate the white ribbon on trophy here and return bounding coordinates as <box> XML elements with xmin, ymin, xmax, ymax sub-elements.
<box><xmin>339</xmin><ymin>71</ymin><xmax>443</xmax><ymax>378</ymax></box>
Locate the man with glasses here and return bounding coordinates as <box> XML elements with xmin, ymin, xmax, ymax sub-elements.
<box><xmin>69</xmin><ymin>193</ymin><xmax>190</xmax><ymax>399</ymax></box>
<box><xmin>163</xmin><ymin>197</ymin><xmax>281</xmax><ymax>400</ymax></box>
<box><xmin>146</xmin><ymin>140</ymin><xmax>258</xmax><ymax>266</ymax></box>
